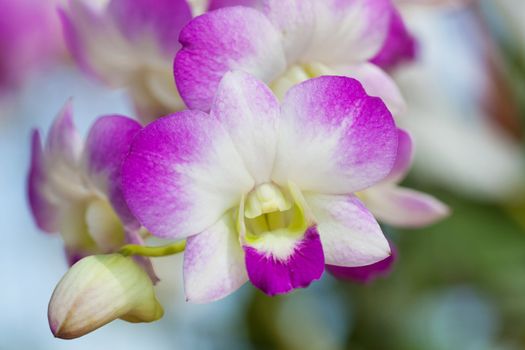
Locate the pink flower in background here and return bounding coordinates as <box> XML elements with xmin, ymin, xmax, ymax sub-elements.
<box><xmin>174</xmin><ymin>0</ymin><xmax>407</xmax><ymax>115</ymax></box>
<box><xmin>28</xmin><ymin>101</ymin><xmax>157</xmax><ymax>280</ymax></box>
<box><xmin>122</xmin><ymin>72</ymin><xmax>399</xmax><ymax>301</ymax></box>
<box><xmin>0</xmin><ymin>0</ymin><xmax>63</xmax><ymax>93</ymax></box>
<box><xmin>60</xmin><ymin>0</ymin><xmax>193</xmax><ymax>123</ymax></box>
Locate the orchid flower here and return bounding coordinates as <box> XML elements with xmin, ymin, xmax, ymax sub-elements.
<box><xmin>60</xmin><ymin>0</ymin><xmax>193</xmax><ymax>123</ymax></box>
<box><xmin>174</xmin><ymin>0</ymin><xmax>407</xmax><ymax>115</ymax></box>
<box><xmin>122</xmin><ymin>71</ymin><xmax>400</xmax><ymax>301</ymax></box>
<box><xmin>173</xmin><ymin>0</ymin><xmax>444</xmax><ymax>286</ymax></box>
<box><xmin>175</xmin><ymin>0</ymin><xmax>442</xmax><ymax>228</ymax></box>
<box><xmin>27</xmin><ymin>101</ymin><xmax>157</xmax><ymax>280</ymax></box>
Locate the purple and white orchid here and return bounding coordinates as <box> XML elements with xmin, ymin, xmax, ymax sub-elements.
<box><xmin>122</xmin><ymin>71</ymin><xmax>401</xmax><ymax>301</ymax></box>
<box><xmin>175</xmin><ymin>0</ymin><xmax>407</xmax><ymax>115</ymax></box>
<box><xmin>60</xmin><ymin>0</ymin><xmax>193</xmax><ymax>123</ymax></box>
<box><xmin>27</xmin><ymin>101</ymin><xmax>156</xmax><ymax>280</ymax></box>
<box><xmin>20</xmin><ymin>0</ymin><xmax>457</xmax><ymax>339</ymax></box>
<box><xmin>173</xmin><ymin>0</ymin><xmax>447</xmax><ymax>285</ymax></box>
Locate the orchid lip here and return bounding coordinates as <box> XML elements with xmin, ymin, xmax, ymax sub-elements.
<box><xmin>235</xmin><ymin>182</ymin><xmax>312</xmax><ymax>260</ymax></box>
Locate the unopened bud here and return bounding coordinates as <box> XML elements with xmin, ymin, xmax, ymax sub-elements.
<box><xmin>48</xmin><ymin>254</ymin><xmax>163</xmax><ymax>339</ymax></box>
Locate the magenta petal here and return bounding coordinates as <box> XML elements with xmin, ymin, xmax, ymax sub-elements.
<box><xmin>244</xmin><ymin>227</ymin><xmax>325</xmax><ymax>296</ymax></box>
<box><xmin>27</xmin><ymin>130</ymin><xmax>59</xmax><ymax>233</ymax></box>
<box><xmin>384</xmin><ymin>128</ymin><xmax>413</xmax><ymax>183</ymax></box>
<box><xmin>174</xmin><ymin>6</ymin><xmax>285</xmax><ymax>111</ymax></box>
<box><xmin>371</xmin><ymin>8</ymin><xmax>417</xmax><ymax>70</ymax></box>
<box><xmin>326</xmin><ymin>244</ymin><xmax>396</xmax><ymax>283</ymax></box>
<box><xmin>108</xmin><ymin>0</ymin><xmax>192</xmax><ymax>56</ymax></box>
<box><xmin>273</xmin><ymin>76</ymin><xmax>398</xmax><ymax>194</ymax></box>
<box><xmin>84</xmin><ymin>115</ymin><xmax>142</xmax><ymax>227</ymax></box>
<box><xmin>58</xmin><ymin>7</ymin><xmax>92</xmax><ymax>78</ymax></box>
<box><xmin>122</xmin><ymin>111</ymin><xmax>253</xmax><ymax>239</ymax></box>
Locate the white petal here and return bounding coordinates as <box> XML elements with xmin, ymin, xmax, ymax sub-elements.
<box><xmin>211</xmin><ymin>71</ymin><xmax>280</xmax><ymax>184</ymax></box>
<box><xmin>305</xmin><ymin>193</ymin><xmax>390</xmax><ymax>267</ymax></box>
<box><xmin>362</xmin><ymin>185</ymin><xmax>450</xmax><ymax>228</ymax></box>
<box><xmin>183</xmin><ymin>214</ymin><xmax>248</xmax><ymax>303</ymax></box>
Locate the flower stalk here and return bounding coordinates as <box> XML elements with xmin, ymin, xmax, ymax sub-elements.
<box><xmin>119</xmin><ymin>241</ymin><xmax>187</xmax><ymax>258</ymax></box>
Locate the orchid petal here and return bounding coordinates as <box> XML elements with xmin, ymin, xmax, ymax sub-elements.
<box><xmin>303</xmin><ymin>0</ymin><xmax>391</xmax><ymax>64</ymax></box>
<box><xmin>84</xmin><ymin>115</ymin><xmax>142</xmax><ymax>227</ymax></box>
<box><xmin>58</xmin><ymin>3</ymin><xmax>100</xmax><ymax>79</ymax></box>
<box><xmin>326</xmin><ymin>244</ymin><xmax>395</xmax><ymax>283</ymax></box>
<box><xmin>333</xmin><ymin>62</ymin><xmax>406</xmax><ymax>116</ymax></box>
<box><xmin>59</xmin><ymin>1</ymin><xmax>120</xmax><ymax>83</ymax></box>
<box><xmin>363</xmin><ymin>186</ymin><xmax>450</xmax><ymax>228</ymax></box>
<box><xmin>211</xmin><ymin>71</ymin><xmax>280</xmax><ymax>184</ymax></box>
<box><xmin>45</xmin><ymin>100</ymin><xmax>82</xmax><ymax>163</ymax></box>
<box><xmin>263</xmin><ymin>0</ymin><xmax>315</xmax><ymax>63</ymax></box>
<box><xmin>272</xmin><ymin>76</ymin><xmax>398</xmax><ymax>194</ymax></box>
<box><xmin>305</xmin><ymin>193</ymin><xmax>390</xmax><ymax>267</ymax></box>
<box><xmin>174</xmin><ymin>6</ymin><xmax>286</xmax><ymax>111</ymax></box>
<box><xmin>384</xmin><ymin>128</ymin><xmax>413</xmax><ymax>183</ymax></box>
<box><xmin>122</xmin><ymin>111</ymin><xmax>254</xmax><ymax>239</ymax></box>
<box><xmin>184</xmin><ymin>214</ymin><xmax>248</xmax><ymax>303</ymax></box>
<box><xmin>37</xmin><ymin>102</ymin><xmax>87</xmax><ymax>203</ymax></box>
<box><xmin>371</xmin><ymin>7</ymin><xmax>417</xmax><ymax>70</ymax></box>
<box><xmin>28</xmin><ymin>130</ymin><xmax>59</xmax><ymax>233</ymax></box>
<box><xmin>107</xmin><ymin>0</ymin><xmax>192</xmax><ymax>56</ymax></box>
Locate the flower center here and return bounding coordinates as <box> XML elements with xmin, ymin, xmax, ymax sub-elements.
<box><xmin>270</xmin><ymin>62</ymin><xmax>335</xmax><ymax>100</ymax></box>
<box><xmin>237</xmin><ymin>183</ymin><xmax>309</xmax><ymax>257</ymax></box>
<box><xmin>244</xmin><ymin>183</ymin><xmax>293</xmax><ymax>235</ymax></box>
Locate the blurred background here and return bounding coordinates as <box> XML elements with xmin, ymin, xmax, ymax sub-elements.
<box><xmin>1</xmin><ymin>0</ymin><xmax>525</xmax><ymax>349</ymax></box>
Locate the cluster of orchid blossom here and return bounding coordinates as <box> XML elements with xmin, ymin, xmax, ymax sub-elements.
<box><xmin>28</xmin><ymin>0</ymin><xmax>449</xmax><ymax>339</ymax></box>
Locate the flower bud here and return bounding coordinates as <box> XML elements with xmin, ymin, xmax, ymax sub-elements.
<box><xmin>48</xmin><ymin>254</ymin><xmax>163</xmax><ymax>339</ymax></box>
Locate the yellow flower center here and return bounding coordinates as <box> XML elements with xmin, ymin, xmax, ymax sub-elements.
<box><xmin>270</xmin><ymin>62</ymin><xmax>335</xmax><ymax>100</ymax></box>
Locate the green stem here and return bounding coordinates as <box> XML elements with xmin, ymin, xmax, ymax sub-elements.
<box><xmin>119</xmin><ymin>240</ymin><xmax>186</xmax><ymax>258</ymax></box>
